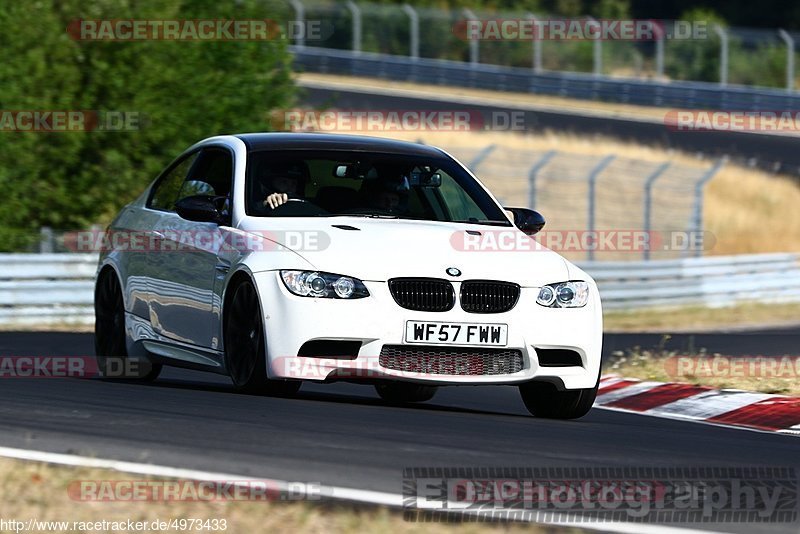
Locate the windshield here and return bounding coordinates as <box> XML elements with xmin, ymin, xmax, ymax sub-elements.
<box><xmin>245</xmin><ymin>149</ymin><xmax>511</xmax><ymax>225</ymax></box>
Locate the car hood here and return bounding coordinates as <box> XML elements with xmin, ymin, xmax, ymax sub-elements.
<box><xmin>238</xmin><ymin>216</ymin><xmax>570</xmax><ymax>287</ymax></box>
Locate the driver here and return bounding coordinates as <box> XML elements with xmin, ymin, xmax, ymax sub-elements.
<box><xmin>258</xmin><ymin>161</ymin><xmax>309</xmax><ymax>210</ymax></box>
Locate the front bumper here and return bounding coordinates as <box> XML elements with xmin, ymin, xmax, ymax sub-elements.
<box><xmin>253</xmin><ymin>271</ymin><xmax>602</xmax><ymax>390</ymax></box>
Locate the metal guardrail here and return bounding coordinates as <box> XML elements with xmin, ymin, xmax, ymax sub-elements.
<box><xmin>0</xmin><ymin>254</ymin><xmax>97</xmax><ymax>327</ymax></box>
<box><xmin>586</xmin><ymin>253</ymin><xmax>800</xmax><ymax>310</ymax></box>
<box><xmin>2</xmin><ymin>253</ymin><xmax>798</xmax><ymax>326</ymax></box>
<box><xmin>291</xmin><ymin>46</ymin><xmax>800</xmax><ymax>111</ymax></box>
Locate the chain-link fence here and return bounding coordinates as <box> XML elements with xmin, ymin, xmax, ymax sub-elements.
<box><xmin>292</xmin><ymin>0</ymin><xmax>800</xmax><ymax>91</ymax></box>
<box><xmin>442</xmin><ymin>144</ymin><xmax>725</xmax><ymax>261</ymax></box>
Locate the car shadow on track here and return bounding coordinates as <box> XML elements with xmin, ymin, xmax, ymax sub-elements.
<box><xmin>118</xmin><ymin>376</ymin><xmax>534</xmax><ymax>419</ymax></box>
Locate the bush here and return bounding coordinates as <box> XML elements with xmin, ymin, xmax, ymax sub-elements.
<box><xmin>0</xmin><ymin>0</ymin><xmax>295</xmax><ymax>251</ymax></box>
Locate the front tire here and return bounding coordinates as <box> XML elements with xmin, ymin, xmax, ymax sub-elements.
<box><xmin>224</xmin><ymin>279</ymin><xmax>300</xmax><ymax>397</ymax></box>
<box><xmin>375</xmin><ymin>382</ymin><xmax>438</xmax><ymax>403</ymax></box>
<box><xmin>519</xmin><ymin>372</ymin><xmax>599</xmax><ymax>419</ymax></box>
<box><xmin>94</xmin><ymin>269</ymin><xmax>161</xmax><ymax>381</ymax></box>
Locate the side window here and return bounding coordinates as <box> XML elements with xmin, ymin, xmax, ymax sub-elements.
<box><xmin>177</xmin><ymin>148</ymin><xmax>233</xmax><ymax>204</ymax></box>
<box><xmin>148</xmin><ymin>153</ymin><xmax>199</xmax><ymax>211</ymax></box>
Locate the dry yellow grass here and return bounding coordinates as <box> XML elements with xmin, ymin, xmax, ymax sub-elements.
<box><xmin>705</xmin><ymin>165</ymin><xmax>800</xmax><ymax>254</ymax></box>
<box><xmin>0</xmin><ymin>457</ymin><xmax>549</xmax><ymax>534</ymax></box>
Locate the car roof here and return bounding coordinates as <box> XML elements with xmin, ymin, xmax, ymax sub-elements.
<box><xmin>234</xmin><ymin>133</ymin><xmax>447</xmax><ymax>157</ymax></box>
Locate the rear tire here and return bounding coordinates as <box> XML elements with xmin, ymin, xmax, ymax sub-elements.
<box><xmin>519</xmin><ymin>371</ymin><xmax>600</xmax><ymax>419</ymax></box>
<box><xmin>94</xmin><ymin>269</ymin><xmax>162</xmax><ymax>381</ymax></box>
<box><xmin>375</xmin><ymin>382</ymin><xmax>437</xmax><ymax>403</ymax></box>
<box><xmin>225</xmin><ymin>279</ymin><xmax>301</xmax><ymax>397</ymax></box>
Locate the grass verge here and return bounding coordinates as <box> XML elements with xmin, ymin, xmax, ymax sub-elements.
<box><xmin>297</xmin><ymin>73</ymin><xmax>677</xmax><ymax>122</ymax></box>
<box><xmin>606</xmin><ymin>338</ymin><xmax>800</xmax><ymax>396</ymax></box>
<box><xmin>0</xmin><ymin>457</ymin><xmax>554</xmax><ymax>534</ymax></box>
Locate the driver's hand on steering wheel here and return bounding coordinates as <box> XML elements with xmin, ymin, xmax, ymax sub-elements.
<box><xmin>263</xmin><ymin>192</ymin><xmax>288</xmax><ymax>209</ymax></box>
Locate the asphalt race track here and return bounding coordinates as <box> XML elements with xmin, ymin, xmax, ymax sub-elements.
<box><xmin>0</xmin><ymin>332</ymin><xmax>798</xmax><ymax>533</ymax></box>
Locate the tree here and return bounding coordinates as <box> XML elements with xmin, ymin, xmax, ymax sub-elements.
<box><xmin>0</xmin><ymin>0</ymin><xmax>295</xmax><ymax>251</ymax></box>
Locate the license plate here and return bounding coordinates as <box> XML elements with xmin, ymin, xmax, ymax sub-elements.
<box><xmin>405</xmin><ymin>321</ymin><xmax>508</xmax><ymax>346</ymax></box>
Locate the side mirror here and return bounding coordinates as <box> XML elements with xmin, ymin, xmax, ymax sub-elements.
<box><xmin>175</xmin><ymin>195</ymin><xmax>223</xmax><ymax>224</ymax></box>
<box><xmin>505</xmin><ymin>207</ymin><xmax>545</xmax><ymax>235</ymax></box>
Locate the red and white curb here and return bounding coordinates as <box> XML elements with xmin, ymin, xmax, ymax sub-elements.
<box><xmin>597</xmin><ymin>375</ymin><xmax>800</xmax><ymax>436</ymax></box>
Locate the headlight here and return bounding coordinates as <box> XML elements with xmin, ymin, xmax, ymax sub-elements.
<box><xmin>280</xmin><ymin>270</ymin><xmax>369</xmax><ymax>299</ymax></box>
<box><xmin>536</xmin><ymin>281</ymin><xmax>589</xmax><ymax>308</ymax></box>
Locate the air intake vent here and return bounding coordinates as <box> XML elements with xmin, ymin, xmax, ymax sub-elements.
<box><xmin>536</xmin><ymin>348</ymin><xmax>583</xmax><ymax>367</ymax></box>
<box><xmin>460</xmin><ymin>280</ymin><xmax>520</xmax><ymax>313</ymax></box>
<box><xmin>388</xmin><ymin>278</ymin><xmax>455</xmax><ymax>312</ymax></box>
<box><xmin>379</xmin><ymin>345</ymin><xmax>524</xmax><ymax>375</ymax></box>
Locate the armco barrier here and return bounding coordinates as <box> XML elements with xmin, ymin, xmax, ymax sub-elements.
<box><xmin>291</xmin><ymin>47</ymin><xmax>800</xmax><ymax>112</ymax></box>
<box><xmin>1</xmin><ymin>252</ymin><xmax>798</xmax><ymax>326</ymax></box>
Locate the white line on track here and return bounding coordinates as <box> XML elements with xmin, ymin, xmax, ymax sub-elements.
<box><xmin>0</xmin><ymin>444</ymin><xmax>725</xmax><ymax>534</ymax></box>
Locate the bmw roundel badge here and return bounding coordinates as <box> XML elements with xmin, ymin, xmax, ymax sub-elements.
<box><xmin>446</xmin><ymin>267</ymin><xmax>461</xmax><ymax>277</ymax></box>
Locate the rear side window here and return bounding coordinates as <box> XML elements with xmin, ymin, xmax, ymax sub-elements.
<box><xmin>148</xmin><ymin>153</ymin><xmax>199</xmax><ymax>211</ymax></box>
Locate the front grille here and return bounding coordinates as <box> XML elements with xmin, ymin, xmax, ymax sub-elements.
<box><xmin>379</xmin><ymin>345</ymin><xmax>524</xmax><ymax>376</ymax></box>
<box><xmin>388</xmin><ymin>278</ymin><xmax>455</xmax><ymax>312</ymax></box>
<box><xmin>460</xmin><ymin>280</ymin><xmax>521</xmax><ymax>313</ymax></box>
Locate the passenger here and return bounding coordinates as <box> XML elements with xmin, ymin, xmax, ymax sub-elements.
<box><xmin>360</xmin><ymin>174</ymin><xmax>409</xmax><ymax>214</ymax></box>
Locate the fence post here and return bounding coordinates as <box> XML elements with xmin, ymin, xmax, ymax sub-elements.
<box><xmin>402</xmin><ymin>4</ymin><xmax>419</xmax><ymax>60</ymax></box>
<box><xmin>642</xmin><ymin>162</ymin><xmax>671</xmax><ymax>260</ymax></box>
<box><xmin>690</xmin><ymin>158</ymin><xmax>726</xmax><ymax>258</ymax></box>
<box><xmin>586</xmin><ymin>155</ymin><xmax>616</xmax><ymax>261</ymax></box>
<box><xmin>778</xmin><ymin>29</ymin><xmax>795</xmax><ymax>91</ymax></box>
<box><xmin>289</xmin><ymin>0</ymin><xmax>305</xmax><ymax>49</ymax></box>
<box><xmin>587</xmin><ymin>17</ymin><xmax>602</xmax><ymax>76</ymax></box>
<box><xmin>527</xmin><ymin>150</ymin><xmax>557</xmax><ymax>209</ymax></box>
<box><xmin>463</xmin><ymin>9</ymin><xmax>479</xmax><ymax>65</ymax></box>
<box><xmin>527</xmin><ymin>12</ymin><xmax>542</xmax><ymax>73</ymax></box>
<box><xmin>653</xmin><ymin>21</ymin><xmax>665</xmax><ymax>79</ymax></box>
<box><xmin>39</xmin><ymin>227</ymin><xmax>53</xmax><ymax>253</ymax></box>
<box><xmin>468</xmin><ymin>144</ymin><xmax>497</xmax><ymax>173</ymax></box>
<box><xmin>713</xmin><ymin>24</ymin><xmax>728</xmax><ymax>86</ymax></box>
<box><xmin>346</xmin><ymin>1</ymin><xmax>362</xmax><ymax>54</ymax></box>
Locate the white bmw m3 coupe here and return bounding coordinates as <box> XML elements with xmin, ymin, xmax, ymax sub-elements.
<box><xmin>95</xmin><ymin>133</ymin><xmax>602</xmax><ymax>419</ymax></box>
